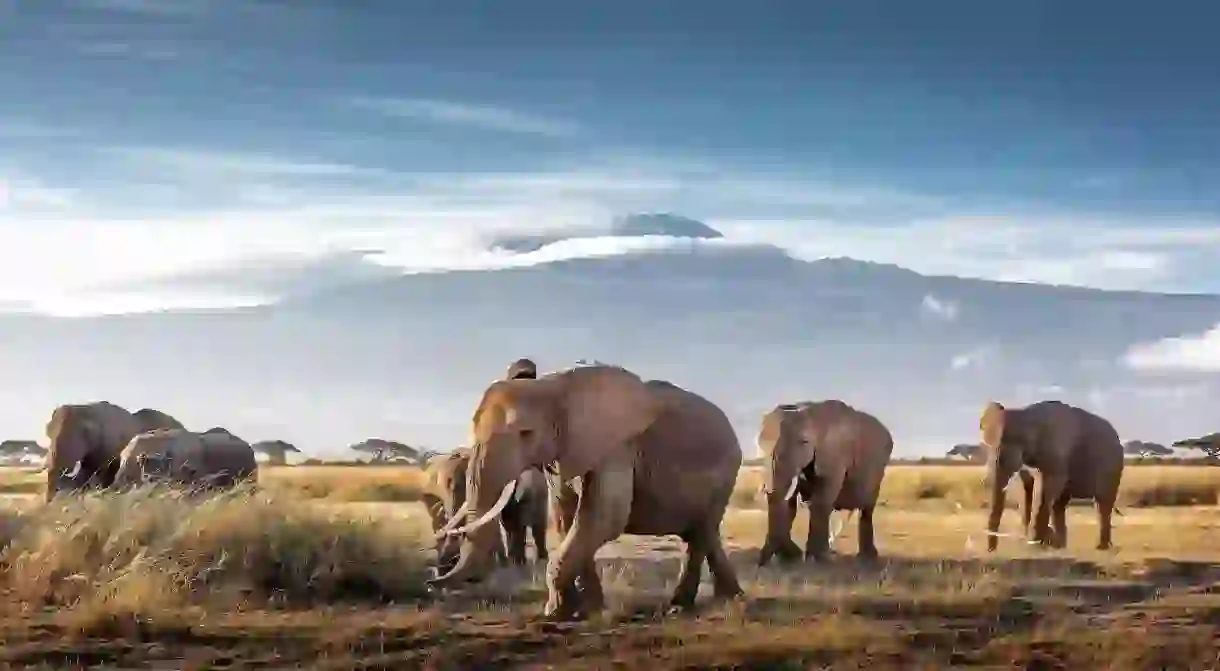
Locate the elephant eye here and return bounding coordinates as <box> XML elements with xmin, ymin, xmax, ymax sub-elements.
<box><xmin>518</xmin><ymin>428</ymin><xmax>534</xmax><ymax>441</ymax></box>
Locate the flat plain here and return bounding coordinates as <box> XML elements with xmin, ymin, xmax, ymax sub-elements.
<box><xmin>0</xmin><ymin>462</ymin><xmax>1216</xmax><ymax>669</ymax></box>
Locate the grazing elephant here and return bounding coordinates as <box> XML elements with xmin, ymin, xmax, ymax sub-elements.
<box><xmin>114</xmin><ymin>428</ymin><xmax>258</xmax><ymax>490</ymax></box>
<box><xmin>980</xmin><ymin>400</ymin><xmax>1124</xmax><ymax>551</ymax></box>
<box><xmin>424</xmin><ymin>448</ymin><xmax>550</xmax><ymax>575</ymax></box>
<box><xmin>756</xmin><ymin>400</ymin><xmax>894</xmax><ymax>565</ymax></box>
<box><xmin>429</xmin><ymin>365</ymin><xmax>744</xmax><ymax>620</ymax></box>
<box><xmin>42</xmin><ymin>402</ymin><xmax>185</xmax><ymax>502</ymax></box>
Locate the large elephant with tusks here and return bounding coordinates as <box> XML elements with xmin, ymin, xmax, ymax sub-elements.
<box><xmin>980</xmin><ymin>400</ymin><xmax>1124</xmax><ymax>551</ymax></box>
<box><xmin>425</xmin><ymin>447</ymin><xmax>550</xmax><ymax>574</ymax></box>
<box><xmin>429</xmin><ymin>364</ymin><xmax>744</xmax><ymax>620</ymax></box>
<box><xmin>756</xmin><ymin>400</ymin><xmax>894</xmax><ymax>565</ymax></box>
<box><xmin>42</xmin><ymin>402</ymin><xmax>186</xmax><ymax>502</ymax></box>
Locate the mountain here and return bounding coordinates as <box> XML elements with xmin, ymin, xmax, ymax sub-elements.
<box><xmin>2</xmin><ymin>216</ymin><xmax>1218</xmax><ymax>457</ymax></box>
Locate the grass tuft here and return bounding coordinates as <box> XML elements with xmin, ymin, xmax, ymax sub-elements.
<box><xmin>0</xmin><ymin>484</ymin><xmax>433</xmax><ymax>634</ymax></box>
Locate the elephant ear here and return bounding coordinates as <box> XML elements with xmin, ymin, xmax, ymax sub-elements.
<box><xmin>553</xmin><ymin>366</ymin><xmax>660</xmax><ymax>483</ymax></box>
<box><xmin>980</xmin><ymin>401</ymin><xmax>1006</xmax><ymax>449</ymax></box>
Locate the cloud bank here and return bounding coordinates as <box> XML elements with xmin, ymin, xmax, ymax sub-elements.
<box><xmin>3</xmin><ymin>140</ymin><xmax>1220</xmax><ymax>317</ymax></box>
<box><xmin>1124</xmin><ymin>323</ymin><xmax>1220</xmax><ymax>372</ymax></box>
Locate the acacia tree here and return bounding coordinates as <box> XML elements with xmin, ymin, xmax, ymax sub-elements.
<box><xmin>1123</xmin><ymin>440</ymin><xmax>1174</xmax><ymax>458</ymax></box>
<box><xmin>348</xmin><ymin>438</ymin><xmax>420</xmax><ymax>464</ymax></box>
<box><xmin>1172</xmin><ymin>433</ymin><xmax>1220</xmax><ymax>459</ymax></box>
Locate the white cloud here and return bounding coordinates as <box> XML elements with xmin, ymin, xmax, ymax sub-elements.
<box><xmin>0</xmin><ymin>175</ymin><xmax>76</xmax><ymax>210</ymax></box>
<box><xmin>949</xmin><ymin>345</ymin><xmax>993</xmax><ymax>371</ymax></box>
<box><xmin>3</xmin><ymin>142</ymin><xmax>1220</xmax><ymax>317</ymax></box>
<box><xmin>713</xmin><ymin>215</ymin><xmax>1220</xmax><ymax>292</ymax></box>
<box><xmin>104</xmin><ymin>147</ymin><xmax>385</xmax><ymax>179</ymax></box>
<box><xmin>920</xmin><ymin>293</ymin><xmax>958</xmax><ymax>321</ymax></box>
<box><xmin>347</xmin><ymin>97</ymin><xmax>582</xmax><ymax>138</ymax></box>
<box><xmin>1122</xmin><ymin>323</ymin><xmax>1220</xmax><ymax>372</ymax></box>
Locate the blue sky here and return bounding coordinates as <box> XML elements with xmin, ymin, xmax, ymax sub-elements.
<box><xmin>2</xmin><ymin>0</ymin><xmax>1220</xmax><ymax>315</ymax></box>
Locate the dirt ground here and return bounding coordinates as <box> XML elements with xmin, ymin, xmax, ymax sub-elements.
<box><xmin>0</xmin><ymin>481</ymin><xmax>1217</xmax><ymax>669</ymax></box>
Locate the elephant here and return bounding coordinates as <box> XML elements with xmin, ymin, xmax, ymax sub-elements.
<box><xmin>114</xmin><ymin>428</ymin><xmax>259</xmax><ymax>490</ymax></box>
<box><xmin>424</xmin><ymin>448</ymin><xmax>549</xmax><ymax>575</ymax></box>
<box><xmin>979</xmin><ymin>400</ymin><xmax>1124</xmax><ymax>551</ymax></box>
<box><xmin>42</xmin><ymin>402</ymin><xmax>186</xmax><ymax>502</ymax></box>
<box><xmin>756</xmin><ymin>400</ymin><xmax>894</xmax><ymax>565</ymax></box>
<box><xmin>428</xmin><ymin>365</ymin><xmax>744</xmax><ymax>620</ymax></box>
<box><xmin>132</xmin><ymin>408</ymin><xmax>186</xmax><ymax>432</ymax></box>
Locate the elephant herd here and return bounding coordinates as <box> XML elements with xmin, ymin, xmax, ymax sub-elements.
<box><xmin>31</xmin><ymin>358</ymin><xmax>1129</xmax><ymax>621</ymax></box>
<box><xmin>37</xmin><ymin>401</ymin><xmax>258</xmax><ymax>502</ymax></box>
<box><xmin>420</xmin><ymin>358</ymin><xmax>1128</xmax><ymax>620</ymax></box>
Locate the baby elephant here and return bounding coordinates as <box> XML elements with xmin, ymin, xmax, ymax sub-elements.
<box><xmin>424</xmin><ymin>448</ymin><xmax>549</xmax><ymax>576</ymax></box>
<box><xmin>114</xmin><ymin>428</ymin><xmax>259</xmax><ymax>491</ymax></box>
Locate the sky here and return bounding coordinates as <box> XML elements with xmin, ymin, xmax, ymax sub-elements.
<box><xmin>2</xmin><ymin>0</ymin><xmax>1220</xmax><ymax>312</ymax></box>
<box><xmin>1</xmin><ymin>1</ymin><xmax>1220</xmax><ymax>382</ymax></box>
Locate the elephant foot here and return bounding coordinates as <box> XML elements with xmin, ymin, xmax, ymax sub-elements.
<box><xmin>666</xmin><ymin>602</ymin><xmax>698</xmax><ymax>617</ymax></box>
<box><xmin>856</xmin><ymin>549</ymin><xmax>880</xmax><ymax>566</ymax></box>
<box><xmin>542</xmin><ymin>597</ymin><xmax>585</xmax><ymax>622</ymax></box>
<box><xmin>804</xmin><ymin>550</ymin><xmax>834</xmax><ymax>565</ymax></box>
<box><xmin>1095</xmin><ymin>542</ymin><xmax>1114</xmax><ymax>551</ymax></box>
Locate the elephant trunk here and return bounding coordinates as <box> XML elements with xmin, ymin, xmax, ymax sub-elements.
<box><xmin>427</xmin><ymin>512</ymin><xmax>503</xmax><ymax>586</ymax></box>
<box><xmin>428</xmin><ymin>445</ymin><xmax>522</xmax><ymax>587</ymax></box>
<box><xmin>759</xmin><ymin>456</ymin><xmax>802</xmax><ymax>566</ymax></box>
<box><xmin>985</xmin><ymin>458</ymin><xmax>1013</xmax><ymax>552</ymax></box>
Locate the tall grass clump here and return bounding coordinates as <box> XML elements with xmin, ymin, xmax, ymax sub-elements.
<box><xmin>0</xmin><ymin>484</ymin><xmax>434</xmax><ymax>626</ymax></box>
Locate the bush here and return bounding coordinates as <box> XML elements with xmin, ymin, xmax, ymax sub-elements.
<box><xmin>0</xmin><ymin>485</ymin><xmax>434</xmax><ymax>629</ymax></box>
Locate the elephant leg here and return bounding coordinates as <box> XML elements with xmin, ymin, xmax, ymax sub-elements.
<box><xmin>701</xmin><ymin>482</ymin><xmax>745</xmax><ymax>603</ymax></box>
<box><xmin>98</xmin><ymin>458</ymin><xmax>122</xmax><ymax>490</ymax></box>
<box><xmin>857</xmin><ymin>505</ymin><xmax>879</xmax><ymax>561</ymax></box>
<box><xmin>1095</xmin><ymin>497</ymin><xmax>1116</xmax><ymax>550</ymax></box>
<box><xmin>504</xmin><ymin>521</ymin><xmax>528</xmax><ymax>566</ymax></box>
<box><xmin>489</xmin><ymin>524</ymin><xmax>509</xmax><ymax>567</ymax></box>
<box><xmin>803</xmin><ymin>498</ymin><xmax>834</xmax><ymax>563</ymax></box>
<box><xmin>575</xmin><ymin>559</ymin><xmax>604</xmax><ymax>616</ymax></box>
<box><xmin>543</xmin><ymin>458</ymin><xmax>633</xmax><ymax>621</ymax></box>
<box><xmin>500</xmin><ymin>503</ymin><xmax>529</xmax><ymax>566</ymax></box>
<box><xmin>1051</xmin><ymin>490</ymin><xmax>1070</xmax><ymax>549</ymax></box>
<box><xmin>531</xmin><ymin>517</ymin><xmax>549</xmax><ymax>565</ymax></box>
<box><xmin>1030</xmin><ymin>475</ymin><xmax>1066</xmax><ymax>548</ymax></box>
<box><xmin>804</xmin><ymin>470</ymin><xmax>845</xmax><ymax>564</ymax></box>
<box><xmin>764</xmin><ymin>495</ymin><xmax>803</xmax><ymax>565</ymax></box>
<box><xmin>1020</xmin><ymin>471</ymin><xmax>1035</xmax><ymax>536</ymax></box>
<box><xmin>669</xmin><ymin>531</ymin><xmax>706</xmax><ymax>612</ymax></box>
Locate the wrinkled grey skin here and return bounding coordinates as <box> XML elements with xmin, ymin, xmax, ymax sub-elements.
<box><xmin>756</xmin><ymin>400</ymin><xmax>894</xmax><ymax>565</ymax></box>
<box><xmin>114</xmin><ymin>428</ymin><xmax>258</xmax><ymax>491</ymax></box>
<box><xmin>422</xmin><ymin>449</ymin><xmax>549</xmax><ymax>576</ymax></box>
<box><xmin>43</xmin><ymin>402</ymin><xmax>185</xmax><ymax>502</ymax></box>
<box><xmin>430</xmin><ymin>368</ymin><xmax>744</xmax><ymax>621</ymax></box>
<box><xmin>981</xmin><ymin>400</ymin><xmax>1124</xmax><ymax>552</ymax></box>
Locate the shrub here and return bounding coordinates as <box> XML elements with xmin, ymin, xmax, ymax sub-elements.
<box><xmin>0</xmin><ymin>485</ymin><xmax>434</xmax><ymax>630</ymax></box>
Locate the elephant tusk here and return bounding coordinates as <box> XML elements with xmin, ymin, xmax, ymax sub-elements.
<box><xmin>446</xmin><ymin>480</ymin><xmax>517</xmax><ymax>537</ymax></box>
<box><xmin>435</xmin><ymin>501</ymin><xmax>473</xmax><ymax>538</ymax></box>
<box><xmin>782</xmin><ymin>476</ymin><xmax>800</xmax><ymax>502</ymax></box>
<box><xmin>63</xmin><ymin>460</ymin><xmax>82</xmax><ymax>479</ymax></box>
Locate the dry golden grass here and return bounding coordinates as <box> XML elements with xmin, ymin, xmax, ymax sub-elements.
<box><xmin>0</xmin><ymin>463</ymin><xmax>1215</xmax><ymax>668</ymax></box>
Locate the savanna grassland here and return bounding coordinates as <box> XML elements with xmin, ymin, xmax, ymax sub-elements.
<box><xmin>0</xmin><ymin>462</ymin><xmax>1216</xmax><ymax>669</ymax></box>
